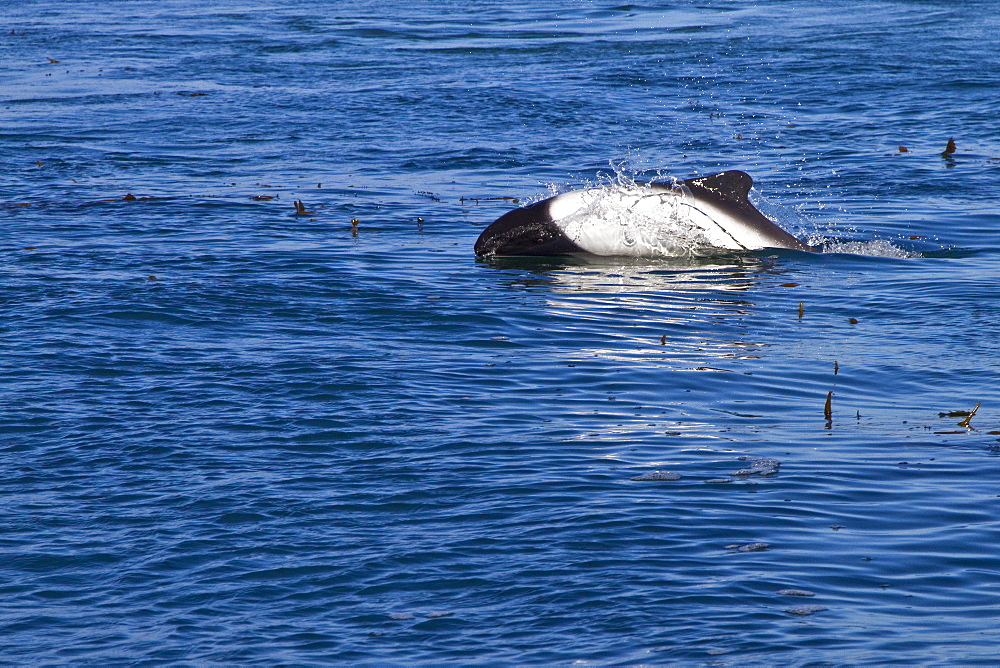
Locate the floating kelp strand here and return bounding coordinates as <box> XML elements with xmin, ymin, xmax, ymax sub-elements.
<box><xmin>957</xmin><ymin>402</ymin><xmax>980</xmax><ymax>428</ymax></box>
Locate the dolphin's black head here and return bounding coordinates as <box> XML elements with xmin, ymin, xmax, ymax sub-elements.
<box><xmin>474</xmin><ymin>200</ymin><xmax>584</xmax><ymax>257</ymax></box>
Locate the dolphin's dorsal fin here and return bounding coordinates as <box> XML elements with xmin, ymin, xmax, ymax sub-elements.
<box><xmin>682</xmin><ymin>170</ymin><xmax>754</xmax><ymax>206</ymax></box>
<box><xmin>681</xmin><ymin>170</ymin><xmax>814</xmax><ymax>252</ymax></box>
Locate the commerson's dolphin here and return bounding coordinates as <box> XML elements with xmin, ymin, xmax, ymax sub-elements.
<box><xmin>474</xmin><ymin>170</ymin><xmax>814</xmax><ymax>257</ymax></box>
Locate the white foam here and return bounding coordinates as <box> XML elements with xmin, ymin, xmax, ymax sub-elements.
<box><xmin>818</xmin><ymin>238</ymin><xmax>919</xmax><ymax>258</ymax></box>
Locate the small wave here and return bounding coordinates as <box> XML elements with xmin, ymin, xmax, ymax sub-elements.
<box><xmin>817</xmin><ymin>238</ymin><xmax>920</xmax><ymax>258</ymax></box>
<box><xmin>750</xmin><ymin>190</ymin><xmax>922</xmax><ymax>258</ymax></box>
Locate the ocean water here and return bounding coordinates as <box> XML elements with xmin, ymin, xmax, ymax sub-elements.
<box><xmin>2</xmin><ymin>1</ymin><xmax>1000</xmax><ymax>664</ymax></box>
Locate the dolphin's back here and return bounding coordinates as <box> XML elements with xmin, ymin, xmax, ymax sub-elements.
<box><xmin>475</xmin><ymin>170</ymin><xmax>813</xmax><ymax>257</ymax></box>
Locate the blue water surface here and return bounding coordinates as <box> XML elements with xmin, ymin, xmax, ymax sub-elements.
<box><xmin>2</xmin><ymin>1</ymin><xmax>1000</xmax><ymax>664</ymax></box>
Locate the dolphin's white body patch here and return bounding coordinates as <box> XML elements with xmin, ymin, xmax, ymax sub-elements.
<box><xmin>547</xmin><ymin>187</ymin><xmax>696</xmax><ymax>256</ymax></box>
<box><xmin>546</xmin><ymin>185</ymin><xmax>778</xmax><ymax>256</ymax></box>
